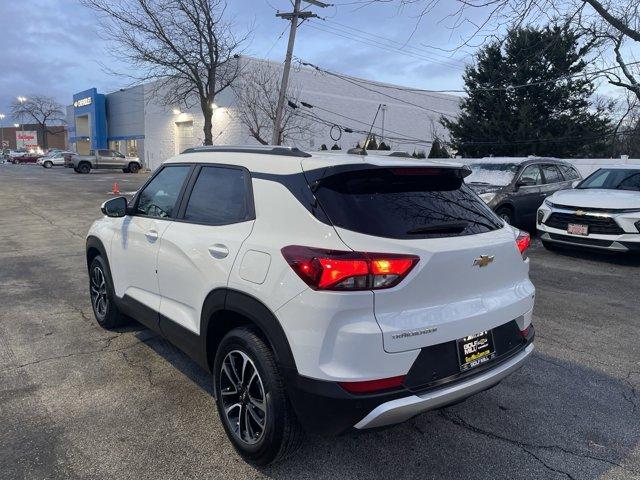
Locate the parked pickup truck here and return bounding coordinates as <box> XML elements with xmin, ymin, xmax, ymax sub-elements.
<box><xmin>73</xmin><ymin>149</ymin><xmax>143</xmax><ymax>174</ymax></box>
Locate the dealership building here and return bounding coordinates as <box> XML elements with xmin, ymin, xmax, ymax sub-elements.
<box><xmin>67</xmin><ymin>57</ymin><xmax>461</xmax><ymax>171</ymax></box>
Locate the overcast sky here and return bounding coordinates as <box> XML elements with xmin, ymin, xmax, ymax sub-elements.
<box><xmin>0</xmin><ymin>0</ymin><xmax>635</xmax><ymax>124</ymax></box>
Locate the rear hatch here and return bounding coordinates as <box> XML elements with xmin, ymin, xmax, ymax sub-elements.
<box><xmin>302</xmin><ymin>160</ymin><xmax>534</xmax><ymax>353</ymax></box>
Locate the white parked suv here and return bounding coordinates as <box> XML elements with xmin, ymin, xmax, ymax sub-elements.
<box><xmin>86</xmin><ymin>146</ymin><xmax>535</xmax><ymax>465</ymax></box>
<box><xmin>538</xmin><ymin>165</ymin><xmax>640</xmax><ymax>252</ymax></box>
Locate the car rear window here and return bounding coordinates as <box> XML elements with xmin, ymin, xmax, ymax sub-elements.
<box><xmin>311</xmin><ymin>167</ymin><xmax>503</xmax><ymax>239</ymax></box>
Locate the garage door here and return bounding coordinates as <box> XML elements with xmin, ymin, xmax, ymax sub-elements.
<box><xmin>176</xmin><ymin>121</ymin><xmax>197</xmax><ymax>154</ymax></box>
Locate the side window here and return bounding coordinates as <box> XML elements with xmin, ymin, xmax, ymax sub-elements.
<box><xmin>89</xmin><ymin>150</ymin><xmax>95</xmax><ymax>156</ymax></box>
<box><xmin>541</xmin><ymin>164</ymin><xmax>563</xmax><ymax>184</ymax></box>
<box><xmin>136</xmin><ymin>165</ymin><xmax>191</xmax><ymax>218</ymax></box>
<box><xmin>519</xmin><ymin>165</ymin><xmax>542</xmax><ymax>185</ymax></box>
<box><xmin>183</xmin><ymin>166</ymin><xmax>252</xmax><ymax>225</ymax></box>
<box><xmin>98</xmin><ymin>149</ymin><xmax>110</xmax><ymax>157</ymax></box>
<box><xmin>559</xmin><ymin>165</ymin><xmax>579</xmax><ymax>180</ymax></box>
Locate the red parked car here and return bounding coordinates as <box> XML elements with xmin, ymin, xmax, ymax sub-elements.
<box><xmin>8</xmin><ymin>154</ymin><xmax>40</xmax><ymax>164</ymax></box>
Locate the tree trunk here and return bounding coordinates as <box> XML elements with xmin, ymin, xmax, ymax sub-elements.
<box><xmin>201</xmin><ymin>100</ymin><xmax>213</xmax><ymax>145</ymax></box>
<box><xmin>41</xmin><ymin>125</ymin><xmax>48</xmax><ymax>150</ymax></box>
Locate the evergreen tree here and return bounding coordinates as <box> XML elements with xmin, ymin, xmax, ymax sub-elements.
<box><xmin>442</xmin><ymin>25</ymin><xmax>612</xmax><ymax>158</ymax></box>
<box><xmin>428</xmin><ymin>138</ymin><xmax>450</xmax><ymax>158</ymax></box>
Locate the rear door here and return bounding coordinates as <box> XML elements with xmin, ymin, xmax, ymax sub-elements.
<box><xmin>305</xmin><ymin>165</ymin><xmax>534</xmax><ymax>353</ymax></box>
<box><xmin>541</xmin><ymin>164</ymin><xmax>568</xmax><ymax>198</ymax></box>
<box><xmin>157</xmin><ymin>165</ymin><xmax>255</xmax><ymax>337</ymax></box>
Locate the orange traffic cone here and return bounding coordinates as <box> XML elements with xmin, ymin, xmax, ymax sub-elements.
<box><xmin>112</xmin><ymin>182</ymin><xmax>120</xmax><ymax>195</ymax></box>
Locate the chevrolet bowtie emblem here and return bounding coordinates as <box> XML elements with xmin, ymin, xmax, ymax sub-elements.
<box><xmin>473</xmin><ymin>255</ymin><xmax>495</xmax><ymax>267</ymax></box>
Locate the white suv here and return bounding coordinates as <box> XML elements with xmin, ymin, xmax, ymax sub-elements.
<box><xmin>86</xmin><ymin>146</ymin><xmax>535</xmax><ymax>465</ymax></box>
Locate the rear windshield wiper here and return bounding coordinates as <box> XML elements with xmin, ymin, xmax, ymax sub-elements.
<box><xmin>406</xmin><ymin>222</ymin><xmax>469</xmax><ymax>235</ymax></box>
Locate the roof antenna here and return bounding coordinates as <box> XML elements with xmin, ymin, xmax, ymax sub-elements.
<box><xmin>348</xmin><ymin>104</ymin><xmax>382</xmax><ymax>156</ymax></box>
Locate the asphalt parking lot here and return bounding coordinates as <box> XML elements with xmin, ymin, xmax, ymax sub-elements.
<box><xmin>1</xmin><ymin>163</ymin><xmax>639</xmax><ymax>480</ymax></box>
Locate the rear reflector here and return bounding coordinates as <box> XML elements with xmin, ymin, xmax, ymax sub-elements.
<box><xmin>281</xmin><ymin>246</ymin><xmax>419</xmax><ymax>291</ymax></box>
<box><xmin>515</xmin><ymin>230</ymin><xmax>531</xmax><ymax>256</ymax></box>
<box><xmin>338</xmin><ymin>375</ymin><xmax>406</xmax><ymax>394</ymax></box>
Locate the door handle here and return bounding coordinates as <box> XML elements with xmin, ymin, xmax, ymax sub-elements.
<box><xmin>145</xmin><ymin>229</ymin><xmax>159</xmax><ymax>242</ymax></box>
<box><xmin>208</xmin><ymin>244</ymin><xmax>229</xmax><ymax>259</ymax></box>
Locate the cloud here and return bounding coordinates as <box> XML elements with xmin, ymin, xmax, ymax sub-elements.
<box><xmin>0</xmin><ymin>0</ymin><xmax>128</xmax><ymax>120</ymax></box>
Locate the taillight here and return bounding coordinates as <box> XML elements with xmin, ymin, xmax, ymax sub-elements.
<box><xmin>281</xmin><ymin>246</ymin><xmax>419</xmax><ymax>291</ymax></box>
<box><xmin>338</xmin><ymin>375</ymin><xmax>406</xmax><ymax>394</ymax></box>
<box><xmin>515</xmin><ymin>230</ymin><xmax>530</xmax><ymax>257</ymax></box>
<box><xmin>519</xmin><ymin>325</ymin><xmax>531</xmax><ymax>338</ymax></box>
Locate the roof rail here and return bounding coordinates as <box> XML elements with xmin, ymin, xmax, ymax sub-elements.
<box><xmin>180</xmin><ymin>145</ymin><xmax>312</xmax><ymax>158</ymax></box>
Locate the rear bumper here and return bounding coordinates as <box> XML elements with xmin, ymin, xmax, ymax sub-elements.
<box><xmin>355</xmin><ymin>343</ymin><xmax>533</xmax><ymax>429</ymax></box>
<box><xmin>284</xmin><ymin>325</ymin><xmax>535</xmax><ymax>435</ymax></box>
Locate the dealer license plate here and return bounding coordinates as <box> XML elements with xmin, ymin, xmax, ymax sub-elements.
<box><xmin>567</xmin><ymin>223</ymin><xmax>589</xmax><ymax>236</ymax></box>
<box><xmin>457</xmin><ymin>330</ymin><xmax>496</xmax><ymax>372</ymax></box>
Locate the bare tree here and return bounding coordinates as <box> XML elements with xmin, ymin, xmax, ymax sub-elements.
<box><xmin>234</xmin><ymin>62</ymin><xmax>314</xmax><ymax>145</ymax></box>
<box><xmin>11</xmin><ymin>95</ymin><xmax>65</xmax><ymax>149</ymax></box>
<box><xmin>81</xmin><ymin>0</ymin><xmax>248</xmax><ymax>145</ymax></box>
<box><xmin>380</xmin><ymin>0</ymin><xmax>640</xmax><ymax>99</ymax></box>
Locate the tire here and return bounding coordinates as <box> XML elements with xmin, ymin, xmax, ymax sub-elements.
<box><xmin>122</xmin><ymin>167</ymin><xmax>130</xmax><ymax>173</ymax></box>
<box><xmin>128</xmin><ymin>162</ymin><xmax>140</xmax><ymax>174</ymax></box>
<box><xmin>73</xmin><ymin>167</ymin><xmax>80</xmax><ymax>173</ymax></box>
<box><xmin>78</xmin><ymin>162</ymin><xmax>91</xmax><ymax>174</ymax></box>
<box><xmin>88</xmin><ymin>255</ymin><xmax>126</xmax><ymax>329</ymax></box>
<box><xmin>213</xmin><ymin>327</ymin><xmax>304</xmax><ymax>466</ymax></box>
<box><xmin>44</xmin><ymin>161</ymin><xmax>53</xmax><ymax>169</ymax></box>
<box><xmin>496</xmin><ymin>206</ymin><xmax>513</xmax><ymax>225</ymax></box>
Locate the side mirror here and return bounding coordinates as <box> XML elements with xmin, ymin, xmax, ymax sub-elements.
<box><xmin>515</xmin><ymin>178</ymin><xmax>536</xmax><ymax>189</ymax></box>
<box><xmin>101</xmin><ymin>197</ymin><xmax>128</xmax><ymax>217</ymax></box>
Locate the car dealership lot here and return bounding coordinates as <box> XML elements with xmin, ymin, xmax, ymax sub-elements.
<box><xmin>1</xmin><ymin>164</ymin><xmax>639</xmax><ymax>480</ymax></box>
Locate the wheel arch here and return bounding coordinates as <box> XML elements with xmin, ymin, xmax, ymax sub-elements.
<box><xmin>86</xmin><ymin>235</ymin><xmax>115</xmax><ymax>282</ymax></box>
<box><xmin>495</xmin><ymin>202</ymin><xmax>516</xmax><ymax>221</ymax></box>
<box><xmin>201</xmin><ymin>289</ymin><xmax>297</xmax><ymax>375</ymax></box>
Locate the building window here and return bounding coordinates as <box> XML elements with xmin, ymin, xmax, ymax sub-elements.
<box><xmin>109</xmin><ymin>140</ymin><xmax>121</xmax><ymax>152</ymax></box>
<box><xmin>126</xmin><ymin>139</ymin><xmax>138</xmax><ymax>157</ymax></box>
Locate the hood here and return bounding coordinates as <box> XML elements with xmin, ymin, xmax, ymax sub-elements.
<box><xmin>549</xmin><ymin>188</ymin><xmax>640</xmax><ymax>210</ymax></box>
<box><xmin>467</xmin><ymin>183</ymin><xmax>503</xmax><ymax>195</ymax></box>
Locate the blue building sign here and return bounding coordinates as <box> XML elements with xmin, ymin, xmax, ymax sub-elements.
<box><xmin>70</xmin><ymin>88</ymin><xmax>107</xmax><ymax>149</ymax></box>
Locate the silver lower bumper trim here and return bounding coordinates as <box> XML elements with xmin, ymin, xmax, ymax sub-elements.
<box><xmin>354</xmin><ymin>343</ymin><xmax>534</xmax><ymax>430</ymax></box>
<box><xmin>539</xmin><ymin>232</ymin><xmax>629</xmax><ymax>251</ymax></box>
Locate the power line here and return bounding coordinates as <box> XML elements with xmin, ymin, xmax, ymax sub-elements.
<box><xmin>298</xmin><ymin>56</ymin><xmax>640</xmax><ymax>95</ymax></box>
<box><xmin>319</xmin><ymin>19</ymin><xmax>470</xmax><ymax>67</ymax></box>
<box><xmin>296</xmin><ymin>58</ymin><xmax>460</xmax><ymax>116</ymax></box>
<box><xmin>292</xmin><ymin>96</ymin><xmax>638</xmax><ymax>149</ymax></box>
<box><xmin>290</xmin><ymin>97</ymin><xmax>435</xmax><ymax>144</ymax></box>
<box><xmin>305</xmin><ymin>22</ymin><xmax>464</xmax><ymax>71</ymax></box>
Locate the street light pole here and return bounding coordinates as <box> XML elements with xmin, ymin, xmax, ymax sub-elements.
<box><xmin>17</xmin><ymin>97</ymin><xmax>26</xmax><ymax>149</ymax></box>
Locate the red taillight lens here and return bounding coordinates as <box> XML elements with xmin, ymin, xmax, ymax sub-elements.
<box><xmin>519</xmin><ymin>325</ymin><xmax>531</xmax><ymax>338</ymax></box>
<box><xmin>515</xmin><ymin>230</ymin><xmax>531</xmax><ymax>256</ymax></box>
<box><xmin>281</xmin><ymin>246</ymin><xmax>419</xmax><ymax>291</ymax></box>
<box><xmin>338</xmin><ymin>375</ymin><xmax>406</xmax><ymax>394</ymax></box>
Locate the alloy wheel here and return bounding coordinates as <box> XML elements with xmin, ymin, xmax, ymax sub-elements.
<box><xmin>219</xmin><ymin>350</ymin><xmax>267</xmax><ymax>445</ymax></box>
<box><xmin>90</xmin><ymin>266</ymin><xmax>108</xmax><ymax>320</ymax></box>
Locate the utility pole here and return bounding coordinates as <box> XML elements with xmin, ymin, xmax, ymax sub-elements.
<box><xmin>0</xmin><ymin>114</ymin><xmax>5</xmax><ymax>153</ymax></box>
<box><xmin>381</xmin><ymin>104</ymin><xmax>387</xmax><ymax>143</ymax></box>
<box><xmin>272</xmin><ymin>0</ymin><xmax>328</xmax><ymax>145</ymax></box>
